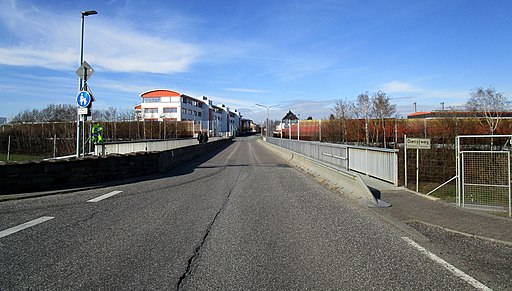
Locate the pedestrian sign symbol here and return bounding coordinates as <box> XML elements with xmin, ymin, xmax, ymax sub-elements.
<box><xmin>76</xmin><ymin>91</ymin><xmax>91</xmax><ymax>108</ymax></box>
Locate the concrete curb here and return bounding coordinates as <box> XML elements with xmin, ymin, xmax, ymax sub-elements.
<box><xmin>413</xmin><ymin>220</ymin><xmax>512</xmax><ymax>247</ymax></box>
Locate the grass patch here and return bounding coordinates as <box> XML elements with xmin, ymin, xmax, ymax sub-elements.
<box><xmin>406</xmin><ymin>182</ymin><xmax>457</xmax><ymax>202</ymax></box>
<box><xmin>0</xmin><ymin>153</ymin><xmax>46</xmax><ymax>162</ymax></box>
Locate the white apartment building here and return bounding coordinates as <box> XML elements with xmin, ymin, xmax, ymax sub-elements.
<box><xmin>136</xmin><ymin>89</ymin><xmax>242</xmax><ymax>136</ymax></box>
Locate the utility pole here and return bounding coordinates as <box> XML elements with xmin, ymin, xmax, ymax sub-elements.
<box><xmin>76</xmin><ymin>10</ymin><xmax>97</xmax><ymax>157</ymax></box>
<box><xmin>255</xmin><ymin>103</ymin><xmax>280</xmax><ymax>138</ymax></box>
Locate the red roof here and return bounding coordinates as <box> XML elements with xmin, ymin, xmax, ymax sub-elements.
<box><xmin>407</xmin><ymin>111</ymin><xmax>431</xmax><ymax>117</ymax></box>
<box><xmin>140</xmin><ymin>89</ymin><xmax>181</xmax><ymax>98</ymax></box>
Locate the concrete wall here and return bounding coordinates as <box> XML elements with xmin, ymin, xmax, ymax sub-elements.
<box><xmin>95</xmin><ymin>137</ymin><xmax>223</xmax><ymax>155</ymax></box>
<box><xmin>0</xmin><ymin>139</ymin><xmax>232</xmax><ymax>195</ymax></box>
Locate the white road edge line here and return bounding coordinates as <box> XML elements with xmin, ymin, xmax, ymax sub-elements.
<box><xmin>401</xmin><ymin>237</ymin><xmax>492</xmax><ymax>291</ymax></box>
<box><xmin>0</xmin><ymin>216</ymin><xmax>55</xmax><ymax>239</ymax></box>
<box><xmin>87</xmin><ymin>190</ymin><xmax>123</xmax><ymax>203</ymax></box>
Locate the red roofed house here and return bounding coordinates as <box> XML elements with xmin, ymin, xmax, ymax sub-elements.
<box><xmin>135</xmin><ymin>89</ymin><xmax>244</xmax><ymax>137</ymax></box>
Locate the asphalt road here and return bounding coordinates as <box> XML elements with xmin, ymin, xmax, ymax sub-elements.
<box><xmin>0</xmin><ymin>136</ymin><xmax>497</xmax><ymax>290</ymax></box>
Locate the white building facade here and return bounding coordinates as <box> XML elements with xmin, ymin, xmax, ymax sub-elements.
<box><xmin>136</xmin><ymin>89</ymin><xmax>243</xmax><ymax>137</ymax></box>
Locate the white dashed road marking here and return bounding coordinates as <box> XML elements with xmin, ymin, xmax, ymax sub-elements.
<box><xmin>402</xmin><ymin>237</ymin><xmax>492</xmax><ymax>291</ymax></box>
<box><xmin>0</xmin><ymin>216</ymin><xmax>55</xmax><ymax>239</ymax></box>
<box><xmin>87</xmin><ymin>191</ymin><xmax>123</xmax><ymax>203</ymax></box>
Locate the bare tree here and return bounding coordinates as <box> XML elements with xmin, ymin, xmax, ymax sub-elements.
<box><xmin>117</xmin><ymin>108</ymin><xmax>135</xmax><ymax>121</ymax></box>
<box><xmin>333</xmin><ymin>98</ymin><xmax>354</xmax><ymax>142</ymax></box>
<box><xmin>372</xmin><ymin>91</ymin><xmax>396</xmax><ymax>148</ymax></box>
<box><xmin>93</xmin><ymin>107</ymin><xmax>118</xmax><ymax>122</ymax></box>
<box><xmin>11</xmin><ymin>104</ymin><xmax>75</xmax><ymax>123</ymax></box>
<box><xmin>355</xmin><ymin>92</ymin><xmax>372</xmax><ymax>145</ymax></box>
<box><xmin>466</xmin><ymin>86</ymin><xmax>509</xmax><ymax>135</ymax></box>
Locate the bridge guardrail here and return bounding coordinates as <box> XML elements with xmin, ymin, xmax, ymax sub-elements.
<box><xmin>266</xmin><ymin>137</ymin><xmax>398</xmax><ymax>185</ymax></box>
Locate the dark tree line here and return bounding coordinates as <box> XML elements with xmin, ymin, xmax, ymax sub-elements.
<box><xmin>10</xmin><ymin>104</ymin><xmax>135</xmax><ymax>124</ymax></box>
<box><xmin>11</xmin><ymin>104</ymin><xmax>76</xmax><ymax>123</ymax></box>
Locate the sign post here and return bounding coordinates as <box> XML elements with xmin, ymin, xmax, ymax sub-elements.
<box><xmin>75</xmin><ymin>62</ymin><xmax>95</xmax><ymax>157</ymax></box>
<box><xmin>76</xmin><ymin>61</ymin><xmax>94</xmax><ymax>82</ymax></box>
<box><xmin>405</xmin><ymin>137</ymin><xmax>431</xmax><ymax>192</ymax></box>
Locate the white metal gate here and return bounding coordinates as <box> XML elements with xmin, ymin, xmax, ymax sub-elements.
<box><xmin>456</xmin><ymin>135</ymin><xmax>511</xmax><ymax>217</ymax></box>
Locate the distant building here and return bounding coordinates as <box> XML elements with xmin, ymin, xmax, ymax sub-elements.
<box><xmin>134</xmin><ymin>89</ymin><xmax>245</xmax><ymax>137</ymax></box>
<box><xmin>274</xmin><ymin>110</ymin><xmax>300</xmax><ymax>135</ymax></box>
<box><xmin>0</xmin><ymin>117</ymin><xmax>6</xmax><ymax>125</ymax></box>
<box><xmin>282</xmin><ymin>110</ymin><xmax>299</xmax><ymax>122</ymax></box>
<box><xmin>408</xmin><ymin>111</ymin><xmax>512</xmax><ymax>119</ymax></box>
<box><xmin>241</xmin><ymin>118</ymin><xmax>256</xmax><ymax>132</ymax></box>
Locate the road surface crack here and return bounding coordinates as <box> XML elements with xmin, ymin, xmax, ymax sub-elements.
<box><xmin>176</xmin><ymin>189</ymin><xmax>233</xmax><ymax>290</ymax></box>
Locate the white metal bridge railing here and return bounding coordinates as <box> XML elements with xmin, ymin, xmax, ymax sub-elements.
<box><xmin>94</xmin><ymin>137</ymin><xmax>224</xmax><ymax>155</ymax></box>
<box><xmin>266</xmin><ymin>137</ymin><xmax>398</xmax><ymax>185</ymax></box>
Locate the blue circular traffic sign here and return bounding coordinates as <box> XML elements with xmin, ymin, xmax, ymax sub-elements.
<box><xmin>77</xmin><ymin>91</ymin><xmax>91</xmax><ymax>107</ymax></box>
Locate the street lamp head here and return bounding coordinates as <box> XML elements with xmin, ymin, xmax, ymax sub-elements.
<box><xmin>81</xmin><ymin>10</ymin><xmax>98</xmax><ymax>16</ymax></box>
<box><xmin>255</xmin><ymin>103</ymin><xmax>280</xmax><ymax>109</ymax></box>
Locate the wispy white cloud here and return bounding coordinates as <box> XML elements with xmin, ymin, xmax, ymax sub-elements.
<box><xmin>0</xmin><ymin>0</ymin><xmax>201</xmax><ymax>73</ymax></box>
<box><xmin>0</xmin><ymin>47</ymin><xmax>76</xmax><ymax>69</ymax></box>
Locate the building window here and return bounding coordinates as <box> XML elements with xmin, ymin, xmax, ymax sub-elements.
<box><xmin>182</xmin><ymin>108</ymin><xmax>187</xmax><ymax>114</ymax></box>
<box><xmin>188</xmin><ymin>109</ymin><xmax>193</xmax><ymax>115</ymax></box>
<box><xmin>143</xmin><ymin>97</ymin><xmax>161</xmax><ymax>103</ymax></box>
<box><xmin>163</xmin><ymin>107</ymin><xmax>177</xmax><ymax>113</ymax></box>
<box><xmin>144</xmin><ymin>108</ymin><xmax>158</xmax><ymax>113</ymax></box>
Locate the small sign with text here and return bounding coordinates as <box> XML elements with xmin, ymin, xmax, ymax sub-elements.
<box><xmin>406</xmin><ymin>138</ymin><xmax>431</xmax><ymax>149</ymax></box>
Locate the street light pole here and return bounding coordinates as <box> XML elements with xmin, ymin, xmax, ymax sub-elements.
<box><xmin>256</xmin><ymin>104</ymin><xmax>280</xmax><ymax>138</ymax></box>
<box><xmin>76</xmin><ymin>10</ymin><xmax>97</xmax><ymax>157</ymax></box>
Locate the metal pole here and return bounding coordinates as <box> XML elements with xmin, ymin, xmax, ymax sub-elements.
<box><xmin>297</xmin><ymin>120</ymin><xmax>300</xmax><ymax>141</ymax></box>
<box><xmin>76</xmin><ymin>13</ymin><xmax>85</xmax><ymax>157</ymax></box>
<box><xmin>256</xmin><ymin>104</ymin><xmax>279</xmax><ymax>139</ymax></box>
<box><xmin>82</xmin><ymin>119</ymin><xmax>86</xmax><ymax>156</ymax></box>
<box><xmin>319</xmin><ymin>119</ymin><xmax>322</xmax><ymax>142</ymax></box>
<box><xmin>289</xmin><ymin>119</ymin><xmax>291</xmax><ymax>140</ymax></box>
<box><xmin>461</xmin><ymin>151</ymin><xmax>465</xmax><ymax>208</ymax></box>
<box><xmin>404</xmin><ymin>134</ymin><xmax>407</xmax><ymax>188</ymax></box>
<box><xmin>508</xmin><ymin>151</ymin><xmax>511</xmax><ymax>217</ymax></box>
<box><xmin>76</xmin><ymin>10</ymin><xmax>97</xmax><ymax>157</ymax></box>
<box><xmin>266</xmin><ymin>109</ymin><xmax>269</xmax><ymax>138</ymax></box>
<box><xmin>7</xmin><ymin>135</ymin><xmax>11</xmax><ymax>161</ymax></box>
<box><xmin>53</xmin><ymin>134</ymin><xmax>57</xmax><ymax>158</ymax></box>
<box><xmin>456</xmin><ymin>136</ymin><xmax>460</xmax><ymax>206</ymax></box>
<box><xmin>416</xmin><ymin>148</ymin><xmax>419</xmax><ymax>192</ymax></box>
<box><xmin>88</xmin><ymin>123</ymin><xmax>92</xmax><ymax>154</ymax></box>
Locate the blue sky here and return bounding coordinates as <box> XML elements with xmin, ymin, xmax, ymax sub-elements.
<box><xmin>1</xmin><ymin>0</ymin><xmax>511</xmax><ymax>123</ymax></box>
